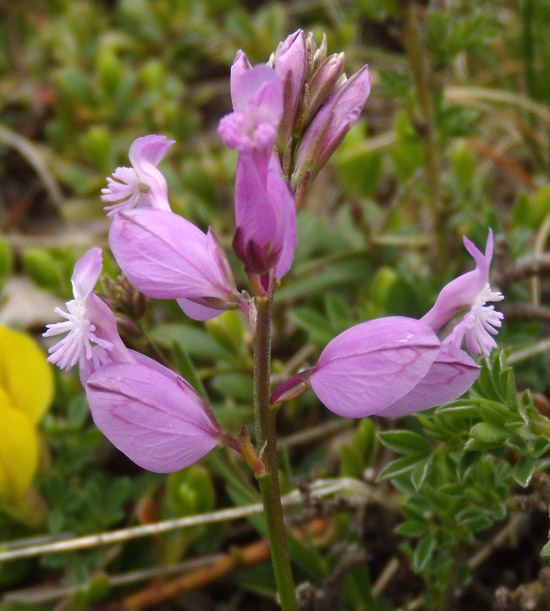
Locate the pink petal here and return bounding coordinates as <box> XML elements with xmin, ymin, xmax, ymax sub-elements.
<box><xmin>377</xmin><ymin>346</ymin><xmax>481</xmax><ymax>418</ymax></box>
<box><xmin>177</xmin><ymin>297</ymin><xmax>226</xmax><ymax>321</ymax></box>
<box><xmin>86</xmin><ymin>363</ymin><xmax>222</xmax><ymax>473</ymax></box>
<box><xmin>420</xmin><ymin>229</ymin><xmax>494</xmax><ymax>332</ymax></box>
<box><xmin>109</xmin><ymin>208</ymin><xmax>234</xmax><ymax>301</ymax></box>
<box><xmin>230</xmin><ymin>51</ymin><xmax>252</xmax><ymax>105</ymax></box>
<box><xmin>71</xmin><ymin>248</ymin><xmax>103</xmax><ymax>301</ymax></box>
<box><xmin>309</xmin><ymin>317</ymin><xmax>440</xmax><ymax>418</ymax></box>
<box><xmin>128</xmin><ymin>135</ymin><xmax>175</xmax><ymax>169</ymax></box>
<box><xmin>231</xmin><ymin>65</ymin><xmax>283</xmax><ymax>124</ymax></box>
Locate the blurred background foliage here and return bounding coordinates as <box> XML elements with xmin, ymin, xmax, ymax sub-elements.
<box><xmin>2</xmin><ymin>0</ymin><xmax>550</xmax><ymax>609</ymax></box>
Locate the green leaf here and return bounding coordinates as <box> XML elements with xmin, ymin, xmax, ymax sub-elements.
<box><xmin>325</xmin><ymin>293</ymin><xmax>353</xmax><ymax>329</ymax></box>
<box><xmin>352</xmin><ymin>419</ymin><xmax>379</xmax><ymax>466</ymax></box>
<box><xmin>412</xmin><ymin>535</ymin><xmax>437</xmax><ymax>573</ymax></box>
<box><xmin>377</xmin><ymin>455</ymin><xmax>427</xmax><ymax>481</ymax></box>
<box><xmin>211</xmin><ymin>373</ymin><xmax>253</xmax><ymax>402</ymax></box>
<box><xmin>340</xmin><ymin>444</ymin><xmax>364</xmax><ymax>478</ymax></box>
<box><xmin>291</xmin><ymin>308</ymin><xmax>334</xmax><ymax>345</ymax></box>
<box><xmin>395</xmin><ymin>520</ymin><xmax>430</xmax><ymax>537</ymax></box>
<box><xmin>172</xmin><ymin>342</ymin><xmax>208</xmax><ymax>398</ymax></box>
<box><xmin>478</xmin><ymin>400</ymin><xmax>513</xmax><ymax>427</ymax></box>
<box><xmin>206</xmin><ymin>311</ymin><xmax>245</xmax><ymax>360</ymax></box>
<box><xmin>541</xmin><ymin>539</ymin><xmax>550</xmax><ymax>559</ymax></box>
<box><xmin>470</xmin><ymin>422</ymin><xmax>508</xmax><ymax>444</ymax></box>
<box><xmin>150</xmin><ymin>324</ymin><xmax>227</xmax><ymax>360</ymax></box>
<box><xmin>533</xmin><ymin>436</ymin><xmax>550</xmax><ymax>458</ymax></box>
<box><xmin>514</xmin><ymin>455</ymin><xmax>536</xmax><ymax>487</ymax></box>
<box><xmin>412</xmin><ymin>456</ymin><xmax>433</xmax><ymax>490</ymax></box>
<box><xmin>377</xmin><ymin>430</ymin><xmax>432</xmax><ymax>456</ymax></box>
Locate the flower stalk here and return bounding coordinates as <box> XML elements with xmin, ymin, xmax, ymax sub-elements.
<box><xmin>403</xmin><ymin>1</ymin><xmax>447</xmax><ymax>275</ymax></box>
<box><xmin>253</xmin><ymin>295</ymin><xmax>297</xmax><ymax>610</ymax></box>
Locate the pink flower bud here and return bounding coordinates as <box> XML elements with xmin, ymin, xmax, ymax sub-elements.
<box><xmin>306</xmin><ymin>53</ymin><xmax>345</xmax><ymax>123</ymax></box>
<box><xmin>271</xmin><ymin>30</ymin><xmax>307</xmax><ymax>150</ymax></box>
<box><xmin>86</xmin><ymin>362</ymin><xmax>225</xmax><ymax>472</ymax></box>
<box><xmin>292</xmin><ymin>65</ymin><xmax>371</xmax><ymax>188</ymax></box>
<box><xmin>233</xmin><ymin>152</ymin><xmax>297</xmax><ymax>279</ymax></box>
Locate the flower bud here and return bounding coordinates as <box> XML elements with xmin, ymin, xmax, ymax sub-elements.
<box><xmin>271</xmin><ymin>30</ymin><xmax>307</xmax><ymax>151</ymax></box>
<box><xmin>306</xmin><ymin>53</ymin><xmax>345</xmax><ymax>123</ymax></box>
<box><xmin>292</xmin><ymin>65</ymin><xmax>371</xmax><ymax>189</ymax></box>
<box><xmin>305</xmin><ymin>32</ymin><xmax>328</xmax><ymax>81</ymax></box>
<box><xmin>233</xmin><ymin>153</ymin><xmax>297</xmax><ymax>280</ymax></box>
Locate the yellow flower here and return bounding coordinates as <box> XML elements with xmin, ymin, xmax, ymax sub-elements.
<box><xmin>0</xmin><ymin>326</ymin><xmax>54</xmax><ymax>500</ymax></box>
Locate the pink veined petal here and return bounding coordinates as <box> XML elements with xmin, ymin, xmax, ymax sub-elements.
<box><xmin>86</xmin><ymin>362</ymin><xmax>222</xmax><ymax>473</ymax></box>
<box><xmin>309</xmin><ymin>317</ymin><xmax>440</xmax><ymax>418</ymax></box>
<box><xmin>231</xmin><ymin>65</ymin><xmax>283</xmax><ymax>123</ymax></box>
<box><xmin>420</xmin><ymin>229</ymin><xmax>495</xmax><ymax>332</ymax></box>
<box><xmin>71</xmin><ymin>247</ymin><xmax>103</xmax><ymax>302</ymax></box>
<box><xmin>234</xmin><ymin>153</ymin><xmax>279</xmax><ymax>251</ymax></box>
<box><xmin>377</xmin><ymin>346</ymin><xmax>481</xmax><ymax>418</ymax></box>
<box><xmin>128</xmin><ymin>135</ymin><xmax>175</xmax><ymax>169</ymax></box>
<box><xmin>268</xmin><ymin>156</ymin><xmax>297</xmax><ymax>278</ymax></box>
<box><xmin>109</xmin><ymin>208</ymin><xmax>234</xmax><ymax>301</ymax></box>
<box><xmin>176</xmin><ymin>298</ymin><xmax>227</xmax><ymax>321</ymax></box>
<box><xmin>230</xmin><ymin>50</ymin><xmax>253</xmax><ymax>105</ymax></box>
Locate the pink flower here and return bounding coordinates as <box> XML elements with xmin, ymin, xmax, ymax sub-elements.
<box><xmin>86</xmin><ymin>362</ymin><xmax>225</xmax><ymax>473</ymax></box>
<box><xmin>218</xmin><ymin>62</ymin><xmax>283</xmax><ymax>175</ymax></box>
<box><xmin>101</xmin><ymin>135</ymin><xmax>174</xmax><ymax>217</ymax></box>
<box><xmin>307</xmin><ymin>316</ymin><xmax>441</xmax><ymax>418</ymax></box>
<box><xmin>421</xmin><ymin>229</ymin><xmax>504</xmax><ymax>356</ymax></box>
<box><xmin>43</xmin><ymin>248</ymin><xmax>132</xmax><ymax>380</ymax></box>
<box><xmin>109</xmin><ymin>208</ymin><xmax>246</xmax><ymax>320</ymax></box>
<box><xmin>272</xmin><ymin>231</ymin><xmax>503</xmax><ymax>418</ymax></box>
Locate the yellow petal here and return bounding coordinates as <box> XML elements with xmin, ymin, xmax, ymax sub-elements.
<box><xmin>0</xmin><ymin>326</ymin><xmax>54</xmax><ymax>424</ymax></box>
<box><xmin>0</xmin><ymin>403</ymin><xmax>39</xmax><ymax>500</ymax></box>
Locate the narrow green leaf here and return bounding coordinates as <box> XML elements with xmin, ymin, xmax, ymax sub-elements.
<box><xmin>172</xmin><ymin>342</ymin><xmax>208</xmax><ymax>398</ymax></box>
<box><xmin>412</xmin><ymin>535</ymin><xmax>437</xmax><ymax>573</ymax></box>
<box><xmin>514</xmin><ymin>455</ymin><xmax>536</xmax><ymax>487</ymax></box>
<box><xmin>377</xmin><ymin>455</ymin><xmax>426</xmax><ymax>481</ymax></box>
<box><xmin>395</xmin><ymin>520</ymin><xmax>430</xmax><ymax>537</ymax></box>
<box><xmin>378</xmin><ymin>430</ymin><xmax>432</xmax><ymax>456</ymax></box>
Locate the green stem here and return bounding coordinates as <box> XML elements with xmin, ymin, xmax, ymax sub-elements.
<box><xmin>253</xmin><ymin>295</ymin><xmax>297</xmax><ymax>610</ymax></box>
<box><xmin>403</xmin><ymin>1</ymin><xmax>447</xmax><ymax>276</ymax></box>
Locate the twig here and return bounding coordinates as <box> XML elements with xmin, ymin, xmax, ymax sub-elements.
<box><xmin>493</xmin><ymin>253</ymin><xmax>550</xmax><ymax>290</ymax></box>
<box><xmin>508</xmin><ymin>337</ymin><xmax>550</xmax><ymax>364</ymax></box>
<box><xmin>372</xmin><ymin>556</ymin><xmax>400</xmax><ymax>596</ymax></box>
<box><xmin>403</xmin><ymin>1</ymin><xmax>447</xmax><ymax>274</ymax></box>
<box><xmin>0</xmin><ymin>124</ymin><xmax>63</xmax><ymax>209</ymax></box>
<box><xmin>501</xmin><ymin>302</ymin><xmax>550</xmax><ymax>322</ymax></box>
<box><xmin>104</xmin><ymin>518</ymin><xmax>330</xmax><ymax>611</ymax></box>
<box><xmin>0</xmin><ymin>554</ymin><xmax>224</xmax><ymax>606</ymax></box>
<box><xmin>0</xmin><ymin>478</ymin><xmax>385</xmax><ymax>563</ymax></box>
